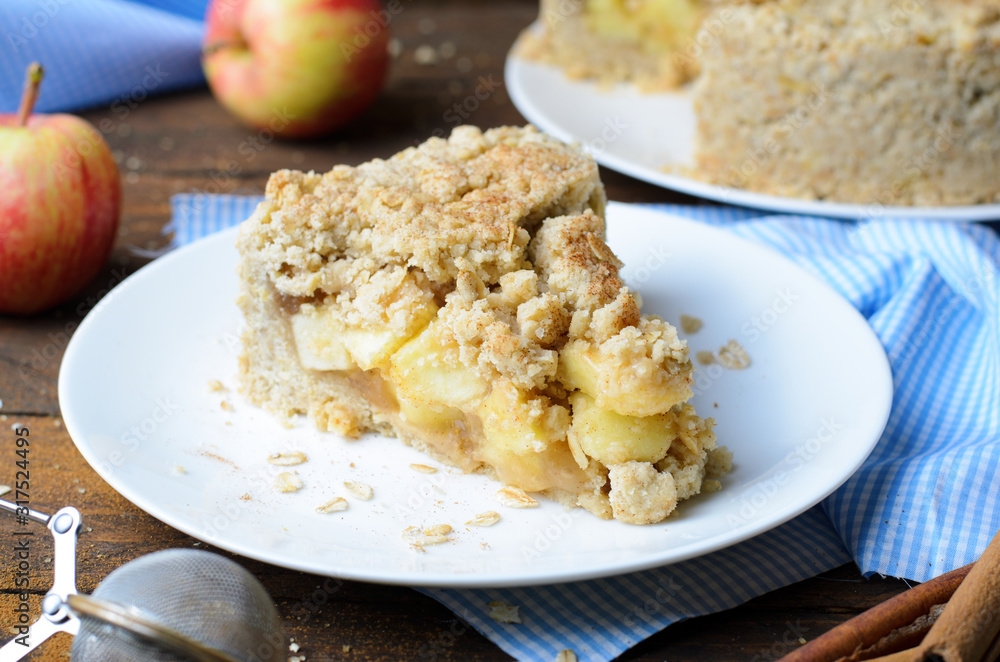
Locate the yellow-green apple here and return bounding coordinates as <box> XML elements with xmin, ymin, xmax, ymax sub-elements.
<box><xmin>202</xmin><ymin>0</ymin><xmax>391</xmax><ymax>138</ymax></box>
<box><xmin>0</xmin><ymin>64</ymin><xmax>121</xmax><ymax>316</ymax></box>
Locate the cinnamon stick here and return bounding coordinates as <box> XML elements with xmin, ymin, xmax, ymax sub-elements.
<box><xmin>871</xmin><ymin>527</ymin><xmax>1000</xmax><ymax>662</ymax></box>
<box><xmin>778</xmin><ymin>564</ymin><xmax>972</xmax><ymax>662</ymax></box>
<box><xmin>981</xmin><ymin>628</ymin><xmax>1000</xmax><ymax>662</ymax></box>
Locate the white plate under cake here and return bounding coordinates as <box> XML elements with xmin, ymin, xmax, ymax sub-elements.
<box><xmin>59</xmin><ymin>200</ymin><xmax>893</xmax><ymax>586</ymax></box>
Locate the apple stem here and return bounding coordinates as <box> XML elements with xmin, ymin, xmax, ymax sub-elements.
<box><xmin>202</xmin><ymin>40</ymin><xmax>246</xmax><ymax>57</ymax></box>
<box><xmin>16</xmin><ymin>62</ymin><xmax>44</xmax><ymax>128</ymax></box>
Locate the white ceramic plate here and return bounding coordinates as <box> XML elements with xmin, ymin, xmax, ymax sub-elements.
<box><xmin>59</xmin><ymin>203</ymin><xmax>892</xmax><ymax>588</ymax></box>
<box><xmin>506</xmin><ymin>50</ymin><xmax>1000</xmax><ymax>222</ymax></box>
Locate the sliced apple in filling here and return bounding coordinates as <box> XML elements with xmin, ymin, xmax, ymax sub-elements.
<box><xmin>568</xmin><ymin>391</ymin><xmax>675</xmax><ymax>465</ymax></box>
<box><xmin>290</xmin><ymin>271</ymin><xmax>438</xmax><ymax>372</ymax></box>
<box><xmin>389</xmin><ymin>320</ymin><xmax>490</xmax><ymax>410</ymax></box>
<box><xmin>559</xmin><ymin>333</ymin><xmax>691</xmax><ymax>417</ymax></box>
<box><xmin>476</xmin><ymin>381</ymin><xmax>587</xmax><ymax>492</ymax></box>
<box><xmin>396</xmin><ymin>391</ymin><xmax>463</xmax><ymax>431</ymax></box>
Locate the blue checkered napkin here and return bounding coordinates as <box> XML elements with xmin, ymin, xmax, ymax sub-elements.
<box><xmin>422</xmin><ymin>507</ymin><xmax>848</xmax><ymax>661</ymax></box>
<box><xmin>0</xmin><ymin>0</ymin><xmax>205</xmax><ymax>114</ymax></box>
<box><xmin>649</xmin><ymin>206</ymin><xmax>1000</xmax><ymax>585</ymax></box>
<box><xmin>168</xmin><ymin>194</ymin><xmax>1000</xmax><ymax>662</ymax></box>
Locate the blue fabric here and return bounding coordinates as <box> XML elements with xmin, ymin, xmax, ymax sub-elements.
<box><xmin>0</xmin><ymin>0</ymin><xmax>206</xmax><ymax>113</ymax></box>
<box><xmin>169</xmin><ymin>193</ymin><xmax>1000</xmax><ymax>661</ymax></box>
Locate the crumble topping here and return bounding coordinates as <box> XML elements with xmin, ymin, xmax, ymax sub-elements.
<box><xmin>237</xmin><ymin>125</ymin><xmax>727</xmax><ymax>525</ymax></box>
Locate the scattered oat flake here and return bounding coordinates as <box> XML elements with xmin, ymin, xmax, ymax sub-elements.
<box><xmin>717</xmin><ymin>339</ymin><xmax>752</xmax><ymax>370</ymax></box>
<box><xmin>173</xmin><ymin>464</ymin><xmax>186</xmax><ymax>475</ymax></box>
<box><xmin>78</xmin><ymin>488</ymin><xmax>86</xmax><ymax>494</ymax></box>
<box><xmin>207</xmin><ymin>379</ymin><xmax>226</xmax><ymax>392</ymax></box>
<box><xmin>555</xmin><ymin>650</ymin><xmax>578</xmax><ymax>662</ymax></box>
<box><xmin>316</xmin><ymin>497</ymin><xmax>349</xmax><ymax>514</ymax></box>
<box><xmin>466</xmin><ymin>511</ymin><xmax>500</xmax><ymax>527</ymax></box>
<box><xmin>220</xmin><ymin>400</ymin><xmax>234</xmax><ymax>412</ymax></box>
<box><xmin>680</xmin><ymin>314</ymin><xmax>703</xmax><ymax>334</ymax></box>
<box><xmin>416</xmin><ymin>535</ymin><xmax>450</xmax><ymax>547</ymax></box>
<box><xmin>496</xmin><ymin>486</ymin><xmax>538</xmax><ymax>508</ymax></box>
<box><xmin>695</xmin><ymin>350</ymin><xmax>717</xmax><ymax>365</ymax></box>
<box><xmin>342</xmin><ymin>644</ymin><xmax>351</xmax><ymax>653</ymax></box>
<box><xmin>344</xmin><ymin>481</ymin><xmax>373</xmax><ymax>500</ymax></box>
<box><xmin>275</xmin><ymin>472</ymin><xmax>303</xmax><ymax>493</ymax></box>
<box><xmin>488</xmin><ymin>601</ymin><xmax>522</xmax><ymax>624</ymax></box>
<box><xmin>289</xmin><ymin>641</ymin><xmax>300</xmax><ymax>653</ymax></box>
<box><xmin>267</xmin><ymin>451</ymin><xmax>308</xmax><ymax>466</ymax></box>
<box><xmin>410</xmin><ymin>463</ymin><xmax>437</xmax><ymax>474</ymax></box>
<box><xmin>798</xmin><ymin>637</ymin><xmax>808</xmax><ymax>645</ymax></box>
<box><xmin>403</xmin><ymin>525</ymin><xmax>452</xmax><ymax>548</ymax></box>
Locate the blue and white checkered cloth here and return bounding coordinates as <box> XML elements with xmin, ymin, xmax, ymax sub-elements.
<box><xmin>0</xmin><ymin>1</ymin><xmax>205</xmax><ymax>114</ymax></box>
<box><xmin>170</xmin><ymin>193</ymin><xmax>1000</xmax><ymax>661</ymax></box>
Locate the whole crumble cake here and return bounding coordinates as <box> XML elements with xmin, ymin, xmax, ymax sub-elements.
<box><xmin>513</xmin><ymin>0</ymin><xmax>736</xmax><ymax>91</ymax></box>
<box><xmin>236</xmin><ymin>125</ymin><xmax>730</xmax><ymax>525</ymax></box>
<box><xmin>515</xmin><ymin>0</ymin><xmax>1000</xmax><ymax>206</ymax></box>
<box><xmin>691</xmin><ymin>0</ymin><xmax>1000</xmax><ymax>205</ymax></box>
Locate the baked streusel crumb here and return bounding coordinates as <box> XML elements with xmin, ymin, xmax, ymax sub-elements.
<box><xmin>237</xmin><ymin>125</ymin><xmax>726</xmax><ymax>524</ymax></box>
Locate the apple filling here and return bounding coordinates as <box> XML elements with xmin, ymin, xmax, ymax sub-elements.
<box><xmin>237</xmin><ymin>125</ymin><xmax>729</xmax><ymax>524</ymax></box>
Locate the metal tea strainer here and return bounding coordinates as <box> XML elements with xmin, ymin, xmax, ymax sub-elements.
<box><xmin>0</xmin><ymin>498</ymin><xmax>286</xmax><ymax>661</ymax></box>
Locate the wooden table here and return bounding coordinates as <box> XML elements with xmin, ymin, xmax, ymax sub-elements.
<box><xmin>0</xmin><ymin>1</ymin><xmax>929</xmax><ymax>659</ymax></box>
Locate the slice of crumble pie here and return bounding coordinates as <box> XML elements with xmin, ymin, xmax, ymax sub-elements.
<box><xmin>236</xmin><ymin>125</ymin><xmax>729</xmax><ymax>524</ymax></box>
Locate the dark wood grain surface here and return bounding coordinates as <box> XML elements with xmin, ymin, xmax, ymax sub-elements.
<box><xmin>0</xmin><ymin>1</ymin><xmax>922</xmax><ymax>659</ymax></box>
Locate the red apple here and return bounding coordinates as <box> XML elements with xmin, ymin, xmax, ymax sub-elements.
<box><xmin>0</xmin><ymin>64</ymin><xmax>121</xmax><ymax>316</ymax></box>
<box><xmin>202</xmin><ymin>0</ymin><xmax>391</xmax><ymax>139</ymax></box>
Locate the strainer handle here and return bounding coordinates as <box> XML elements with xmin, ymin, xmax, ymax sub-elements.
<box><xmin>0</xmin><ymin>614</ymin><xmax>75</xmax><ymax>661</ymax></box>
<box><xmin>0</xmin><ymin>498</ymin><xmax>50</xmax><ymax>525</ymax></box>
<box><xmin>0</xmin><ymin>502</ymin><xmax>82</xmax><ymax>660</ymax></box>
